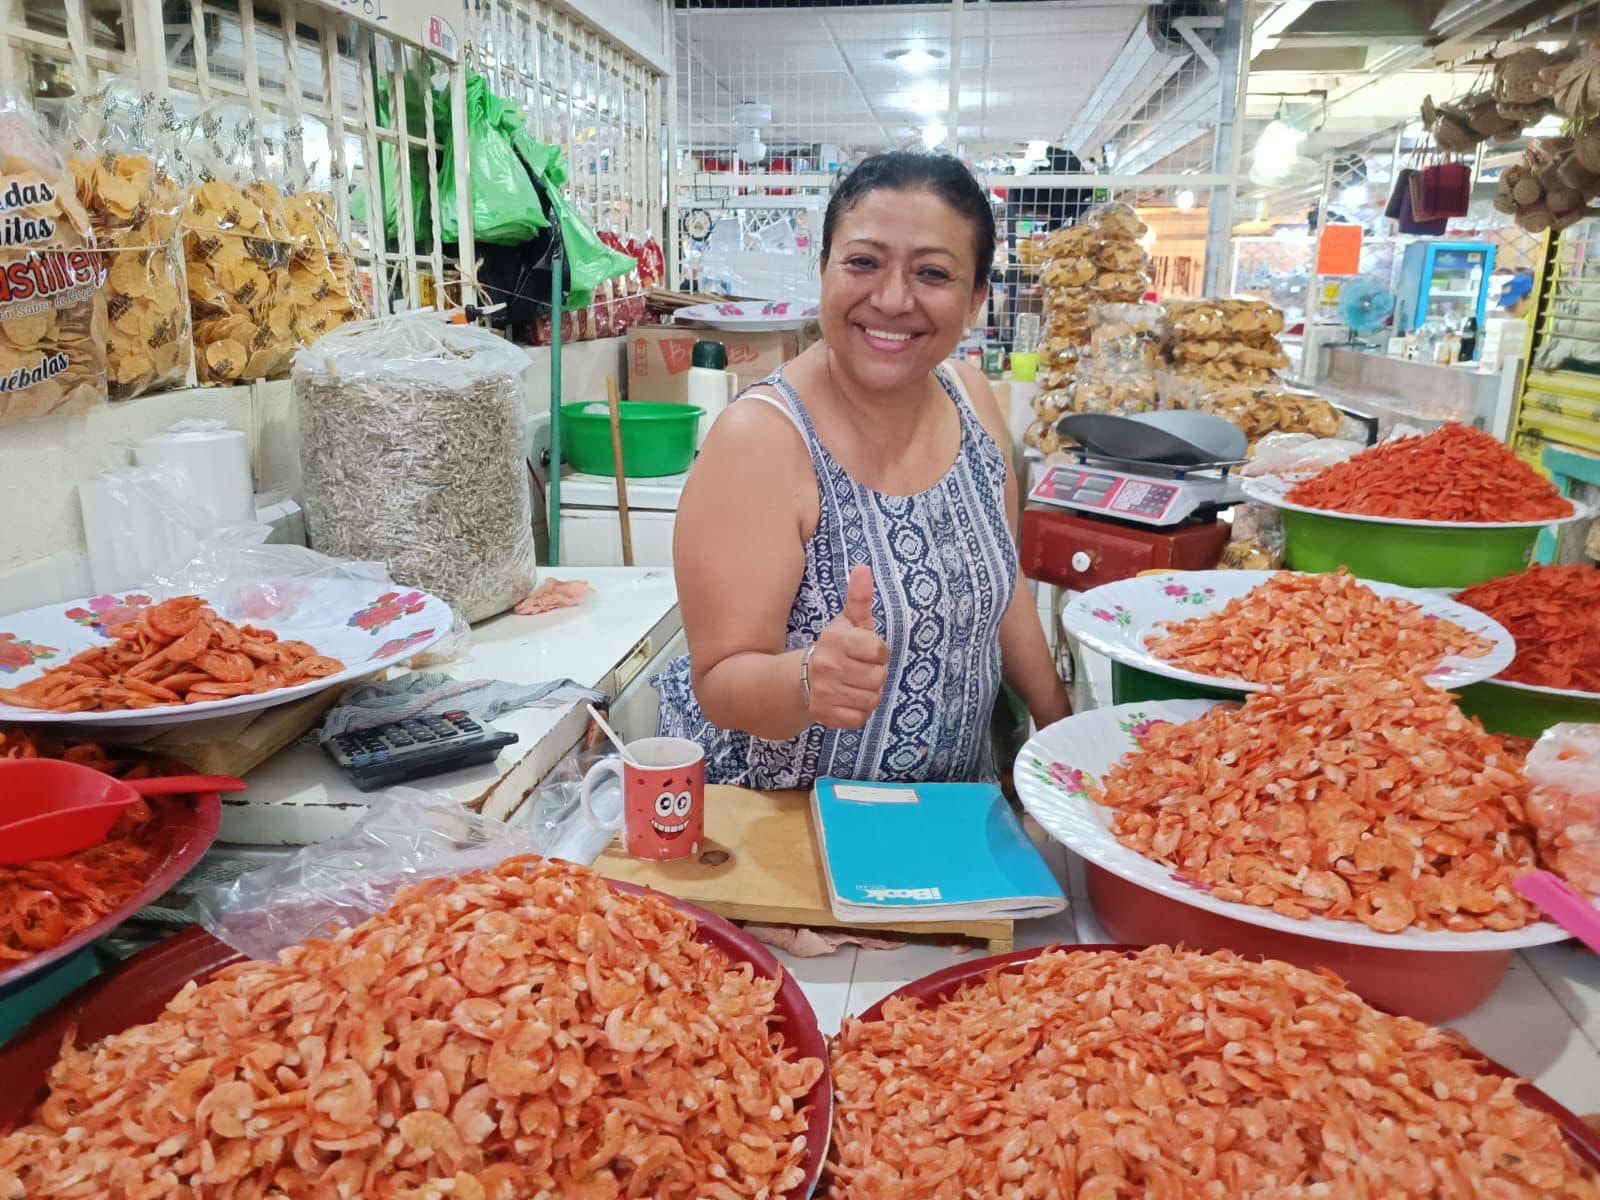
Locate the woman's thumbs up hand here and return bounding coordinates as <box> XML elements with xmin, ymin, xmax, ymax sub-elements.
<box><xmin>805</xmin><ymin>564</ymin><xmax>891</xmax><ymax>729</ymax></box>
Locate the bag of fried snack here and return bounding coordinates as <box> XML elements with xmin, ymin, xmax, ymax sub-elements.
<box><xmin>177</xmin><ymin>103</ymin><xmax>298</xmax><ymax>385</ymax></box>
<box><xmin>63</xmin><ymin>80</ymin><xmax>191</xmax><ymax>401</ymax></box>
<box><xmin>0</xmin><ymin>92</ymin><xmax>108</xmax><ymax>423</ymax></box>
<box><xmin>283</xmin><ymin>190</ymin><xmax>367</xmax><ymax>342</ymax></box>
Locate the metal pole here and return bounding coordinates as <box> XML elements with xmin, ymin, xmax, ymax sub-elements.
<box><xmin>1202</xmin><ymin>0</ymin><xmax>1250</xmax><ymax>295</ymax></box>
<box><xmin>945</xmin><ymin>0</ymin><xmax>963</xmax><ymax>156</ymax></box>
<box><xmin>549</xmin><ymin>246</ymin><xmax>565</xmax><ymax>567</ymax></box>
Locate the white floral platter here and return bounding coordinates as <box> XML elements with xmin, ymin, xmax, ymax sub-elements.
<box><xmin>1016</xmin><ymin>701</ymin><xmax>1574</xmax><ymax>951</ymax></box>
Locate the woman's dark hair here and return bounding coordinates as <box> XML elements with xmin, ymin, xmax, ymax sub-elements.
<box><xmin>820</xmin><ymin>152</ymin><xmax>995</xmax><ymax>288</ymax></box>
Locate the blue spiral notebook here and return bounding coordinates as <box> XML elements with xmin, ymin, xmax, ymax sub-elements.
<box><xmin>809</xmin><ymin>777</ymin><xmax>1067</xmax><ymax>923</ymax></box>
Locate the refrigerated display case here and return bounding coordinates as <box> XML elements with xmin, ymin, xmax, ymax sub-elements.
<box><xmin>1395</xmin><ymin>240</ymin><xmax>1495</xmax><ymax>345</ymax></box>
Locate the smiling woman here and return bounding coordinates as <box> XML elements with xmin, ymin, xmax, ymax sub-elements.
<box><xmin>653</xmin><ymin>151</ymin><xmax>1069</xmax><ymax>790</ymax></box>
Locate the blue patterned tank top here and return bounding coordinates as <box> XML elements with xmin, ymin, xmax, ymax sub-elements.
<box><xmin>654</xmin><ymin>362</ymin><xmax>1017</xmax><ymax>790</ymax></box>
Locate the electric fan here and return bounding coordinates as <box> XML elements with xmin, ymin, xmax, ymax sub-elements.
<box><xmin>1337</xmin><ymin>276</ymin><xmax>1396</xmax><ymax>348</ymax></box>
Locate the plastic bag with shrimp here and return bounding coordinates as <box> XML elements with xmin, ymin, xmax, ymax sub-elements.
<box><xmin>193</xmin><ymin>786</ymin><xmax>548</xmax><ymax>959</ymax></box>
<box><xmin>1525</xmin><ymin>723</ymin><xmax>1600</xmax><ymax>894</ymax></box>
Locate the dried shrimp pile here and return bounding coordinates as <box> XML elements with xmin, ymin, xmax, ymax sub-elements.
<box><xmin>0</xmin><ymin>730</ymin><xmax>177</xmax><ymax>964</ymax></box>
<box><xmin>1456</xmin><ymin>563</ymin><xmax>1600</xmax><ymax>692</ymax></box>
<box><xmin>826</xmin><ymin>946</ymin><xmax>1599</xmax><ymax>1200</ymax></box>
<box><xmin>0</xmin><ymin>858</ymin><xmax>823</xmax><ymax>1200</ymax></box>
<box><xmin>1144</xmin><ymin>570</ymin><xmax>1493</xmax><ymax>686</ymax></box>
<box><xmin>1097</xmin><ymin>670</ymin><xmax>1543</xmax><ymax>933</ymax></box>
<box><xmin>0</xmin><ymin>596</ymin><xmax>343</xmax><ymax>712</ymax></box>
<box><xmin>1285</xmin><ymin>423</ymin><xmax>1573</xmax><ymax>522</ymax></box>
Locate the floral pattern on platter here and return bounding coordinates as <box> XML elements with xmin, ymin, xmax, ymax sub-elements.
<box><xmin>0</xmin><ymin>633</ymin><xmax>58</xmax><ymax>673</ymax></box>
<box><xmin>369</xmin><ymin>628</ymin><xmax>437</xmax><ymax>661</ymax></box>
<box><xmin>348</xmin><ymin>591</ymin><xmax>428</xmax><ymax>635</ymax></box>
<box><xmin>1028</xmin><ymin>755</ymin><xmax>1100</xmax><ymax>802</ymax></box>
<box><xmin>1116</xmin><ymin>712</ymin><xmax>1172</xmax><ymax>747</ymax></box>
<box><xmin>1089</xmin><ymin>604</ymin><xmax>1133</xmax><ymax>628</ymax></box>
<box><xmin>1161</xmin><ymin>583</ymin><xmax>1216</xmax><ymax>606</ymax></box>
<box><xmin>63</xmin><ymin>593</ymin><xmax>153</xmax><ymax>637</ymax></box>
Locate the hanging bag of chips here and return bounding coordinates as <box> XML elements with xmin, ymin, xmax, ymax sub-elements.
<box><xmin>177</xmin><ymin>103</ymin><xmax>298</xmax><ymax>385</ymax></box>
<box><xmin>63</xmin><ymin>80</ymin><xmax>192</xmax><ymax>401</ymax></box>
<box><xmin>0</xmin><ymin>91</ymin><xmax>108</xmax><ymax>423</ymax></box>
<box><xmin>284</xmin><ymin>189</ymin><xmax>367</xmax><ymax>341</ymax></box>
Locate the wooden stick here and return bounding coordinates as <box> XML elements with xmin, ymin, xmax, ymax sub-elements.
<box><xmin>606</xmin><ymin>376</ymin><xmax>635</xmax><ymax>567</ymax></box>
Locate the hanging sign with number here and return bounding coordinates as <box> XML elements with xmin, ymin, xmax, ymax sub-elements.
<box><xmin>303</xmin><ymin>0</ymin><xmax>461</xmax><ymax>61</ymax></box>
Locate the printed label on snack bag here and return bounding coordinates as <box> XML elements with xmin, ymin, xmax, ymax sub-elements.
<box><xmin>0</xmin><ymin>178</ymin><xmax>64</xmax><ymax>248</ymax></box>
<box><xmin>0</xmin><ymin>350</ymin><xmax>69</xmax><ymax>394</ymax></box>
<box><xmin>0</xmin><ymin>248</ymin><xmax>106</xmax><ymax>310</ymax></box>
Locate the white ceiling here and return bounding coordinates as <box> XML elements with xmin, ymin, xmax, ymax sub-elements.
<box><xmin>675</xmin><ymin>2</ymin><xmax>1149</xmax><ymax>153</ymax></box>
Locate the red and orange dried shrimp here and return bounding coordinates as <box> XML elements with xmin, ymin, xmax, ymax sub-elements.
<box><xmin>1144</xmin><ymin>569</ymin><xmax>1492</xmax><ymax>686</ymax></box>
<box><xmin>0</xmin><ymin>730</ymin><xmax>177</xmax><ymax>964</ymax></box>
<box><xmin>0</xmin><ymin>858</ymin><xmax>823</xmax><ymax>1200</ymax></box>
<box><xmin>1097</xmin><ymin>670</ymin><xmax>1543</xmax><ymax>933</ymax></box>
<box><xmin>826</xmin><ymin>946</ymin><xmax>1599</xmax><ymax>1199</ymax></box>
<box><xmin>1285</xmin><ymin>423</ymin><xmax>1572</xmax><ymax>522</ymax></box>
<box><xmin>0</xmin><ymin>595</ymin><xmax>342</xmax><ymax>713</ymax></box>
<box><xmin>1456</xmin><ymin>563</ymin><xmax>1600</xmax><ymax>693</ymax></box>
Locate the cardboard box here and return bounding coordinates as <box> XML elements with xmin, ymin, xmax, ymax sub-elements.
<box><xmin>627</xmin><ymin>324</ymin><xmax>816</xmax><ymax>403</ymax></box>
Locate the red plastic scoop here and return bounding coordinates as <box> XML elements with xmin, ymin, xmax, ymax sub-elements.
<box><xmin>0</xmin><ymin>759</ymin><xmax>246</xmax><ymax>864</ymax></box>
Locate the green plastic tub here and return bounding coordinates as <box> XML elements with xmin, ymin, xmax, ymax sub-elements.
<box><xmin>1455</xmin><ymin>679</ymin><xmax>1600</xmax><ymax>739</ymax></box>
<box><xmin>561</xmin><ymin>401</ymin><xmax>703</xmax><ymax>478</ymax></box>
<box><xmin>1278</xmin><ymin>507</ymin><xmax>1540</xmax><ymax>590</ymax></box>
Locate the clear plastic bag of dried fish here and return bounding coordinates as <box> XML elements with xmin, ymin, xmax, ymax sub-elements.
<box><xmin>176</xmin><ymin>102</ymin><xmax>298</xmax><ymax>385</ymax></box>
<box><xmin>62</xmin><ymin>78</ymin><xmax>193</xmax><ymax>400</ymax></box>
<box><xmin>0</xmin><ymin>90</ymin><xmax>108</xmax><ymax>424</ymax></box>
<box><xmin>294</xmin><ymin>314</ymin><xmax>538</xmax><ymax>624</ymax></box>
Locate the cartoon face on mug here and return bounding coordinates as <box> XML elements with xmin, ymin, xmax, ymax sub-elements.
<box><xmin>650</xmin><ymin>781</ymin><xmax>696</xmax><ymax>842</ymax></box>
<box><xmin>621</xmin><ymin>755</ymin><xmax>704</xmax><ymax>860</ymax></box>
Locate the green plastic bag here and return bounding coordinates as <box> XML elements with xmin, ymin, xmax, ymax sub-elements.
<box><xmin>350</xmin><ymin>64</ymin><xmax>432</xmax><ymax>246</ymax></box>
<box><xmin>435</xmin><ymin>74</ymin><xmax>549</xmax><ymax>246</ymax></box>
<box><xmin>512</xmin><ymin>135</ymin><xmax>636</xmax><ymax>311</ymax></box>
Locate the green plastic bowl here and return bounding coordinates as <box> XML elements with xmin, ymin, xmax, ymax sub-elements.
<box><xmin>561</xmin><ymin>401</ymin><xmax>703</xmax><ymax>478</ymax></box>
<box><xmin>1455</xmin><ymin>679</ymin><xmax>1600</xmax><ymax>739</ymax></box>
<box><xmin>1279</xmin><ymin>507</ymin><xmax>1539</xmax><ymax>589</ymax></box>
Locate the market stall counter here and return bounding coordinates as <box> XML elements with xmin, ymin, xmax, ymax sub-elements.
<box><xmin>226</xmin><ymin>566</ymin><xmax>681</xmax><ymax>844</ymax></box>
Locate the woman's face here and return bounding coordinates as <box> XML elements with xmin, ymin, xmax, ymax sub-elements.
<box><xmin>819</xmin><ymin>187</ymin><xmax>988</xmax><ymax>392</ymax></box>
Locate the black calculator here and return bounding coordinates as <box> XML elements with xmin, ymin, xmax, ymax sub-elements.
<box><xmin>324</xmin><ymin>710</ymin><xmax>518</xmax><ymax>792</ymax></box>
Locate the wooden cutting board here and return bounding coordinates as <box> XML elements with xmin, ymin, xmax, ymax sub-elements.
<box><xmin>597</xmin><ymin>785</ymin><xmax>1015</xmax><ymax>953</ymax></box>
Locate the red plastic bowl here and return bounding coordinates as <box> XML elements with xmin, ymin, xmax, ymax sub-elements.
<box><xmin>1085</xmin><ymin>863</ymin><xmax>1513</xmax><ymax>1023</ymax></box>
<box><xmin>853</xmin><ymin>944</ymin><xmax>1600</xmax><ymax>1176</ymax></box>
<box><xmin>0</xmin><ymin>878</ymin><xmax>833</xmax><ymax>1200</ymax></box>
<box><xmin>0</xmin><ymin>778</ymin><xmax>221</xmax><ymax>998</ymax></box>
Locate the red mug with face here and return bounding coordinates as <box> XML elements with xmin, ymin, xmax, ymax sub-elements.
<box><xmin>580</xmin><ymin>736</ymin><xmax>705</xmax><ymax>860</ymax></box>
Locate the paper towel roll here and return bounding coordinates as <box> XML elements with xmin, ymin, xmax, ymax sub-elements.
<box><xmin>136</xmin><ymin>427</ymin><xmax>254</xmax><ymax>527</ymax></box>
<box><xmin>79</xmin><ymin>472</ymin><xmax>178</xmax><ymax>593</ymax></box>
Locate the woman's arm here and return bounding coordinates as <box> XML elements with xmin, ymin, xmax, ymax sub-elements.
<box><xmin>955</xmin><ymin>363</ymin><xmax>1072</xmax><ymax>728</ymax></box>
<box><xmin>672</xmin><ymin>398</ymin><xmax>889</xmax><ymax>740</ymax></box>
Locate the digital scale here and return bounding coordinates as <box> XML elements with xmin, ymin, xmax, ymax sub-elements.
<box><xmin>1027</xmin><ymin>456</ymin><xmax>1245</xmax><ymax>527</ymax></box>
<box><xmin>1020</xmin><ymin>412</ymin><xmax>1248</xmax><ymax>591</ymax></box>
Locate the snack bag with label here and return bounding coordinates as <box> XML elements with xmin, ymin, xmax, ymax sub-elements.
<box><xmin>284</xmin><ymin>189</ymin><xmax>366</xmax><ymax>344</ymax></box>
<box><xmin>177</xmin><ymin>103</ymin><xmax>298</xmax><ymax>384</ymax></box>
<box><xmin>63</xmin><ymin>80</ymin><xmax>192</xmax><ymax>401</ymax></box>
<box><xmin>0</xmin><ymin>92</ymin><xmax>108</xmax><ymax>422</ymax></box>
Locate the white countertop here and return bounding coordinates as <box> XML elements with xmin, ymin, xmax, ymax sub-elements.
<box><xmin>225</xmin><ymin>567</ymin><xmax>679</xmax><ymax>844</ymax></box>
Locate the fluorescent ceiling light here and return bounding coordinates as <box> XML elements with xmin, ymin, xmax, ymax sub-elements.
<box><xmin>888</xmin><ymin>46</ymin><xmax>943</xmax><ymax>72</ymax></box>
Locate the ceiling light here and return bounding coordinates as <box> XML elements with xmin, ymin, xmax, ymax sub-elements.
<box><xmin>922</xmin><ymin>123</ymin><xmax>947</xmax><ymax>150</ymax></box>
<box><xmin>736</xmin><ymin>129</ymin><xmax>767</xmax><ymax>163</ymax></box>
<box><xmin>1339</xmin><ymin>183</ymin><xmax>1368</xmax><ymax>208</ymax></box>
<box><xmin>1175</xmin><ymin>188</ymin><xmax>1196</xmax><ymax>210</ymax></box>
<box><xmin>894</xmin><ymin>82</ymin><xmax>946</xmax><ymax>118</ymax></box>
<box><xmin>887</xmin><ymin>47</ymin><xmax>943</xmax><ymax>72</ymax></box>
<box><xmin>1251</xmin><ymin>115</ymin><xmax>1309</xmax><ymax>184</ymax></box>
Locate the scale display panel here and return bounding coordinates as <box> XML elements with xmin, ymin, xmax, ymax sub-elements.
<box><xmin>1030</xmin><ymin>465</ymin><xmax>1188</xmax><ymax>525</ymax></box>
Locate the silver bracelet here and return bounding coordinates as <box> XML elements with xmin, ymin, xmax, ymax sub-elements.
<box><xmin>799</xmin><ymin>643</ymin><xmax>817</xmax><ymax>709</ymax></box>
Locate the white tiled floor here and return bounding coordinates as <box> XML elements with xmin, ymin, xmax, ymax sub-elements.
<box><xmin>790</xmin><ymin>845</ymin><xmax>1600</xmax><ymax>1118</ymax></box>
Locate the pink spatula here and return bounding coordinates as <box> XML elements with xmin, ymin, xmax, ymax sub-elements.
<box><xmin>1515</xmin><ymin>871</ymin><xmax>1600</xmax><ymax>955</ymax></box>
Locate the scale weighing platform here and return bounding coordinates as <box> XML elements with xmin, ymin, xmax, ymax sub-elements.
<box><xmin>1020</xmin><ymin>411</ymin><xmax>1249</xmax><ymax>592</ymax></box>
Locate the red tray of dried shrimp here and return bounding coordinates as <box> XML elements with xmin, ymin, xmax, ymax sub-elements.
<box><xmin>0</xmin><ymin>879</ymin><xmax>832</xmax><ymax>1200</ymax></box>
<box><xmin>833</xmin><ymin>945</ymin><xmax>1600</xmax><ymax>1197</ymax></box>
